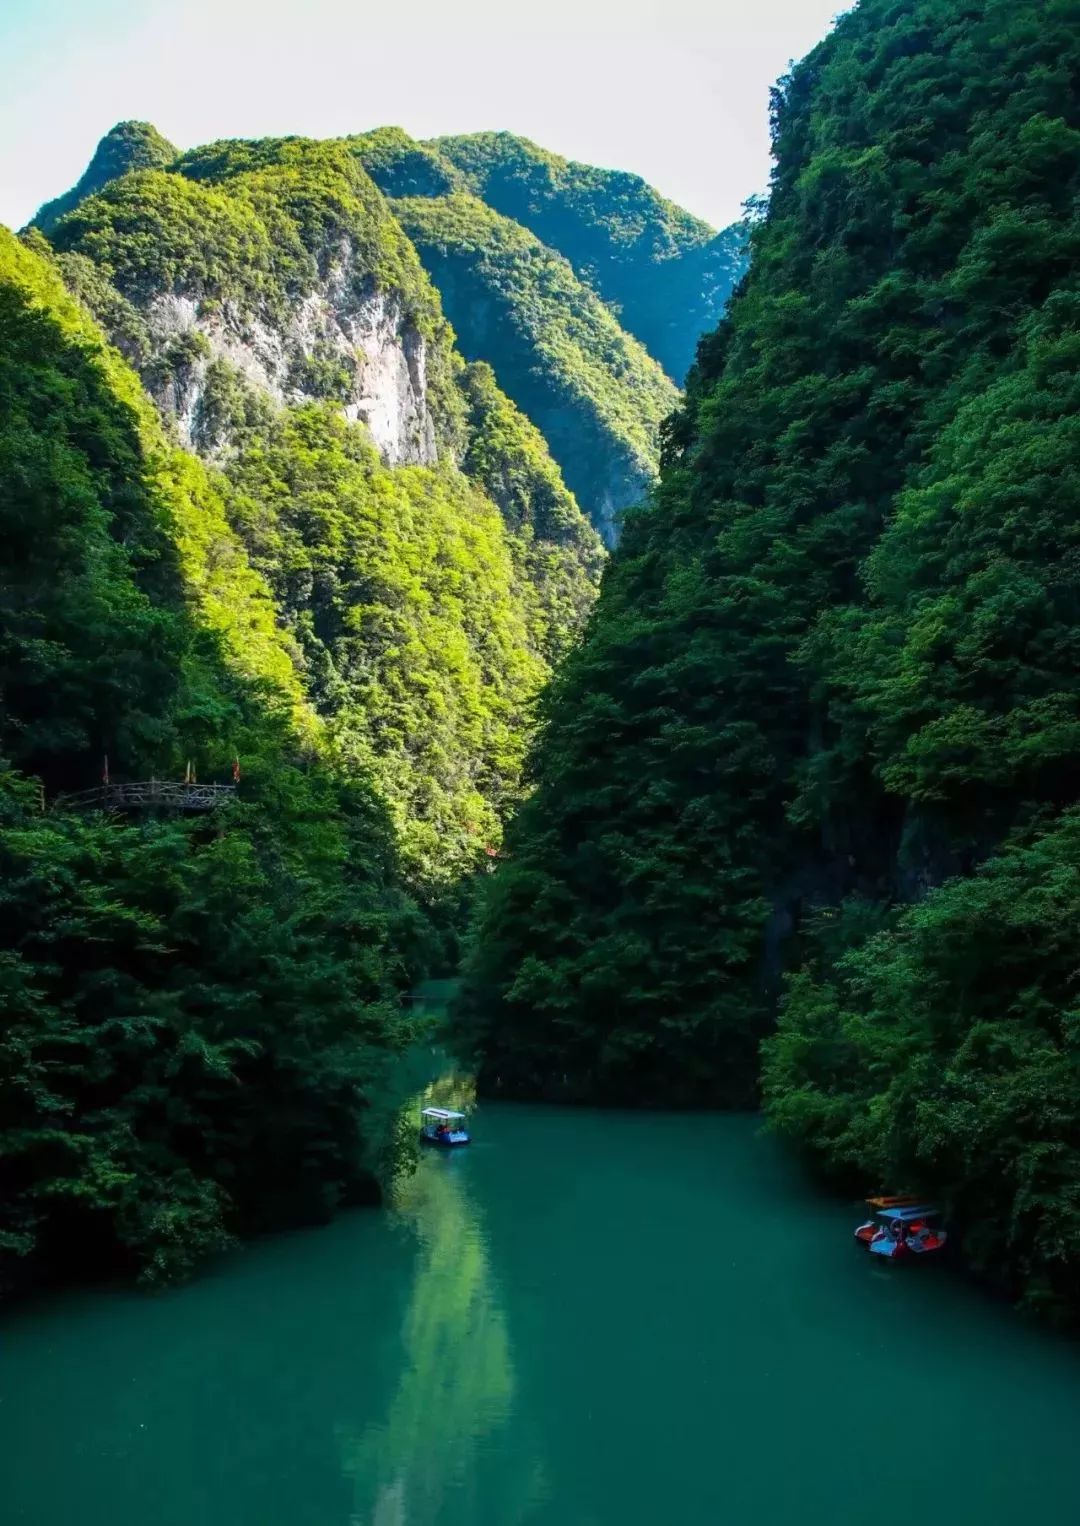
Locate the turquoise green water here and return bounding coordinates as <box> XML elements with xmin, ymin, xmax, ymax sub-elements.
<box><xmin>3</xmin><ymin>1104</ymin><xmax>1080</xmax><ymax>1525</ymax></box>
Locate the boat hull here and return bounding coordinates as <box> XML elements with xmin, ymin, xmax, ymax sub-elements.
<box><xmin>868</xmin><ymin>1232</ymin><xmax>948</xmax><ymax>1259</ymax></box>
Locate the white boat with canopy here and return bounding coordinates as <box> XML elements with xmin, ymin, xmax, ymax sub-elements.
<box><xmin>420</xmin><ymin>1107</ymin><xmax>471</xmax><ymax>1147</ymax></box>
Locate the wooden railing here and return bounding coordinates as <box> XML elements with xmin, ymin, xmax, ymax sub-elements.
<box><xmin>57</xmin><ymin>781</ymin><xmax>238</xmax><ymax>813</ymax></box>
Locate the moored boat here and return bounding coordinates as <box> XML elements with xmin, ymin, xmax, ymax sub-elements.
<box><xmin>854</xmin><ymin>1195</ymin><xmax>923</xmax><ymax>1245</ymax></box>
<box><xmin>854</xmin><ymin>1199</ymin><xmax>947</xmax><ymax>1259</ymax></box>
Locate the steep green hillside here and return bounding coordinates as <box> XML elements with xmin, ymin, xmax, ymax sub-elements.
<box><xmin>44</xmin><ymin>139</ymin><xmax>600</xmax><ymax>885</ymax></box>
<box><xmin>394</xmin><ymin>192</ymin><xmax>679</xmax><ymax>544</ymax></box>
<box><xmin>32</xmin><ymin>120</ymin><xmax>177</xmax><ymax>236</ymax></box>
<box><xmin>212</xmin><ymin>397</ymin><xmax>546</xmax><ymax>882</ymax></box>
<box><xmin>459</xmin><ymin>361</ymin><xmax>605</xmax><ymax>663</ymax></box>
<box><xmin>51</xmin><ymin>138</ymin><xmax>468</xmax><ymax>451</ymax></box>
<box><xmin>0</xmin><ymin>225</ymin><xmax>430</xmax><ymax>1291</ymax></box>
<box><xmin>434</xmin><ymin>131</ymin><xmax>746</xmax><ymax>382</ymax></box>
<box><xmin>32</xmin><ymin>122</ymin><xmax>736</xmax><ymax>541</ymax></box>
<box><xmin>349</xmin><ymin>126</ymin><xmax>465</xmax><ymax>199</ymax></box>
<box><xmin>463</xmin><ymin>0</ymin><xmax>1080</xmax><ymax>1316</ymax></box>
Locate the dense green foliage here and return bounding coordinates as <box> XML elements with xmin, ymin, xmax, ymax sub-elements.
<box><xmin>464</xmin><ymin>0</ymin><xmax>1080</xmax><ymax>1313</ymax></box>
<box><xmin>214</xmin><ymin>396</ymin><xmax>548</xmax><ymax>884</ymax></box>
<box><xmin>31</xmin><ymin>121</ymin><xmax>177</xmax><ymax>236</ymax></box>
<box><xmin>0</xmin><ymin>226</ymin><xmax>434</xmax><ymax>1290</ymax></box>
<box><xmin>394</xmin><ymin>191</ymin><xmax>678</xmax><ymax>544</ymax></box>
<box><xmin>434</xmin><ymin>131</ymin><xmax>746</xmax><ymax>382</ymax></box>
<box><xmin>39</xmin><ymin>137</ymin><xmax>608</xmax><ymax>894</ymax></box>
<box><xmin>459</xmin><ymin>361</ymin><xmax>604</xmax><ymax>662</ymax></box>
<box><xmin>207</xmin><ymin>378</ymin><xmax>598</xmax><ymax>883</ymax></box>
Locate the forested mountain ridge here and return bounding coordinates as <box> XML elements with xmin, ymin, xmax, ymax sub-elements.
<box><xmin>464</xmin><ymin>0</ymin><xmax>1080</xmax><ymax>1318</ymax></box>
<box><xmin>431</xmin><ymin>131</ymin><xmax>747</xmax><ymax>383</ymax></box>
<box><xmin>34</xmin><ymin>123</ymin><xmax>747</xmax><ymax>544</ymax></box>
<box><xmin>31</xmin><ymin>120</ymin><xmax>177</xmax><ymax>236</ymax></box>
<box><xmin>351</xmin><ymin>126</ymin><xmax>735</xmax><ymax>538</ymax></box>
<box><xmin>391</xmin><ymin>190</ymin><xmax>678</xmax><ymax>546</ymax></box>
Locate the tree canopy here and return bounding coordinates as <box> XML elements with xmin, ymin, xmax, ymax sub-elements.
<box><xmin>0</xmin><ymin>226</ymin><xmax>427</xmax><ymax>1289</ymax></box>
<box><xmin>462</xmin><ymin>0</ymin><xmax>1080</xmax><ymax>1317</ymax></box>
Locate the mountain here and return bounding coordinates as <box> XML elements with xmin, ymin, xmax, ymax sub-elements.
<box><xmin>350</xmin><ymin>125</ymin><xmax>738</xmax><ymax>540</ymax></box>
<box><xmin>41</xmin><ymin>135</ymin><xmax>602</xmax><ymax>886</ymax></box>
<box><xmin>463</xmin><ymin>0</ymin><xmax>1080</xmax><ymax>1318</ymax></box>
<box><xmin>33</xmin><ymin>124</ymin><xmax>748</xmax><ymax>545</ymax></box>
<box><xmin>432</xmin><ymin>131</ymin><xmax>746</xmax><ymax>384</ymax></box>
<box><xmin>391</xmin><ymin>190</ymin><xmax>679</xmax><ymax>546</ymax></box>
<box><xmin>0</xmin><ymin>128</ymin><xmax>607</xmax><ymax>1288</ymax></box>
<box><xmin>0</xmin><ymin>223</ymin><xmax>425</xmax><ymax>1290</ymax></box>
<box><xmin>31</xmin><ymin>120</ymin><xmax>177</xmax><ymax>235</ymax></box>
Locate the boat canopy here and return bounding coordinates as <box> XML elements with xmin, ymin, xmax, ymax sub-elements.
<box><xmin>878</xmin><ymin>1205</ymin><xmax>937</xmax><ymax>1221</ymax></box>
<box><xmin>421</xmin><ymin>1107</ymin><xmax>466</xmax><ymax>1120</ymax></box>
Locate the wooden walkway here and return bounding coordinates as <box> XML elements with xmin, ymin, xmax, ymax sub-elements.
<box><xmin>58</xmin><ymin>781</ymin><xmax>237</xmax><ymax>813</ymax></box>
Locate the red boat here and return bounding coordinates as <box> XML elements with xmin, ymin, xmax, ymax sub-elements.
<box><xmin>854</xmin><ymin>1196</ymin><xmax>948</xmax><ymax>1259</ymax></box>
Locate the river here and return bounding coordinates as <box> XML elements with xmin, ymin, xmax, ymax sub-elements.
<box><xmin>3</xmin><ymin>1100</ymin><xmax>1079</xmax><ymax>1525</ymax></box>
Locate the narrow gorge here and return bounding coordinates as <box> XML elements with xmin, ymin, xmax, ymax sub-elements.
<box><xmin>5</xmin><ymin>1</ymin><xmax>1080</xmax><ymax>1520</ymax></box>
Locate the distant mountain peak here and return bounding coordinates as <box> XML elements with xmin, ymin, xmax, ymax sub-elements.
<box><xmin>428</xmin><ymin>130</ymin><xmax>745</xmax><ymax>381</ymax></box>
<box><xmin>30</xmin><ymin>120</ymin><xmax>177</xmax><ymax>234</ymax></box>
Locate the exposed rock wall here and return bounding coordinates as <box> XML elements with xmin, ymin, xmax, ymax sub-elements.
<box><xmin>139</xmin><ymin>249</ymin><xmax>438</xmax><ymax>465</ymax></box>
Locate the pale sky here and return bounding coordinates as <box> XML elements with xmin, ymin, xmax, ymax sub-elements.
<box><xmin>1</xmin><ymin>0</ymin><xmax>845</xmax><ymax>233</ymax></box>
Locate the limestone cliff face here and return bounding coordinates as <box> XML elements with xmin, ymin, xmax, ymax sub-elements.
<box><xmin>44</xmin><ymin>137</ymin><xmax>452</xmax><ymax>472</ymax></box>
<box><xmin>131</xmin><ymin>252</ymin><xmax>438</xmax><ymax>467</ymax></box>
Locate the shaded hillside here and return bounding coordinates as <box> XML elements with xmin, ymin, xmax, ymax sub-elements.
<box><xmin>462</xmin><ymin>0</ymin><xmax>1080</xmax><ymax>1317</ymax></box>
<box><xmin>394</xmin><ymin>191</ymin><xmax>678</xmax><ymax>545</ymax></box>
<box><xmin>434</xmin><ymin>131</ymin><xmax>746</xmax><ymax>382</ymax></box>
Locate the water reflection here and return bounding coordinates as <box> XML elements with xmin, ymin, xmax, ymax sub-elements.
<box><xmin>344</xmin><ymin>1074</ymin><xmax>543</xmax><ymax>1525</ymax></box>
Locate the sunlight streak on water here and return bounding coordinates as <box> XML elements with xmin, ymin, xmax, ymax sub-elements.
<box><xmin>343</xmin><ymin>1071</ymin><xmax>545</xmax><ymax>1525</ymax></box>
